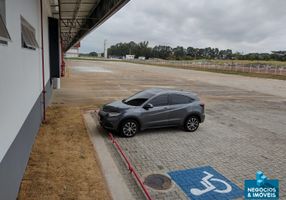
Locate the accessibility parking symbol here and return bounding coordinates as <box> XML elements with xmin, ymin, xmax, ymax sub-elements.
<box><xmin>168</xmin><ymin>166</ymin><xmax>243</xmax><ymax>200</ymax></box>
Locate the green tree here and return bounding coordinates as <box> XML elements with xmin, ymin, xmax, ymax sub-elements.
<box><xmin>89</xmin><ymin>52</ymin><xmax>98</xmax><ymax>57</ymax></box>
<box><xmin>173</xmin><ymin>46</ymin><xmax>186</xmax><ymax>59</ymax></box>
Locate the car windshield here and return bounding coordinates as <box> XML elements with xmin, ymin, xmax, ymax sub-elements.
<box><xmin>123</xmin><ymin>91</ymin><xmax>154</xmax><ymax>106</ymax></box>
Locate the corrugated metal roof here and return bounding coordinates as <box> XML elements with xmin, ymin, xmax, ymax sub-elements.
<box><xmin>50</xmin><ymin>0</ymin><xmax>130</xmax><ymax>51</ymax></box>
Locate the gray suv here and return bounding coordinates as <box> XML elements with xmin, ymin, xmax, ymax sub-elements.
<box><xmin>98</xmin><ymin>88</ymin><xmax>205</xmax><ymax>137</ymax></box>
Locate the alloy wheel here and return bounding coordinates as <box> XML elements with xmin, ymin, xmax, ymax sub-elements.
<box><xmin>122</xmin><ymin>121</ymin><xmax>137</xmax><ymax>137</ymax></box>
<box><xmin>186</xmin><ymin>117</ymin><xmax>199</xmax><ymax>132</ymax></box>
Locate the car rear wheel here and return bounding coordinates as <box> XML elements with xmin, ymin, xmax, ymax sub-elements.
<box><xmin>120</xmin><ymin>120</ymin><xmax>138</xmax><ymax>137</ymax></box>
<box><xmin>185</xmin><ymin>116</ymin><xmax>200</xmax><ymax>132</ymax></box>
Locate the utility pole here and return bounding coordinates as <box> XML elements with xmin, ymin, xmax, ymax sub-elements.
<box><xmin>104</xmin><ymin>39</ymin><xmax>108</xmax><ymax>59</ymax></box>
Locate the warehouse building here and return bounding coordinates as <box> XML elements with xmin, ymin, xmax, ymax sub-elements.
<box><xmin>0</xmin><ymin>0</ymin><xmax>129</xmax><ymax>199</ymax></box>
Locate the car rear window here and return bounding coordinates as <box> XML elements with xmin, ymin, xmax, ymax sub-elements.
<box><xmin>170</xmin><ymin>94</ymin><xmax>193</xmax><ymax>105</ymax></box>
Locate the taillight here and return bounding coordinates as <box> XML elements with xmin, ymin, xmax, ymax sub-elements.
<box><xmin>200</xmin><ymin>103</ymin><xmax>205</xmax><ymax>112</ymax></box>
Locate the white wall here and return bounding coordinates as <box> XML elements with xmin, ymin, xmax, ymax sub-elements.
<box><xmin>0</xmin><ymin>0</ymin><xmax>51</xmax><ymax>162</ymax></box>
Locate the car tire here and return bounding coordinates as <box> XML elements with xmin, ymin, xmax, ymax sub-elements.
<box><xmin>120</xmin><ymin>119</ymin><xmax>138</xmax><ymax>137</ymax></box>
<box><xmin>184</xmin><ymin>116</ymin><xmax>200</xmax><ymax>132</ymax></box>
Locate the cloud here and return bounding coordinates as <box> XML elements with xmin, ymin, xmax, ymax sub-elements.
<box><xmin>80</xmin><ymin>0</ymin><xmax>286</xmax><ymax>54</ymax></box>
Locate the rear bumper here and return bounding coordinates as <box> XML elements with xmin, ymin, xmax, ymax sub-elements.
<box><xmin>200</xmin><ymin>114</ymin><xmax>205</xmax><ymax>123</ymax></box>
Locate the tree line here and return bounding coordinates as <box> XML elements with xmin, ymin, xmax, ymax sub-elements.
<box><xmin>93</xmin><ymin>41</ymin><xmax>286</xmax><ymax>61</ymax></box>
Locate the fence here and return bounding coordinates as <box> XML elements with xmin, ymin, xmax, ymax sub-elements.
<box><xmin>128</xmin><ymin>60</ymin><xmax>286</xmax><ymax>76</ymax></box>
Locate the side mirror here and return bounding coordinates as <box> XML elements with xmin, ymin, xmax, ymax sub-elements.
<box><xmin>143</xmin><ymin>103</ymin><xmax>154</xmax><ymax>110</ymax></box>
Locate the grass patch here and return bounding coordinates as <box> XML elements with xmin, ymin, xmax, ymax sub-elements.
<box><xmin>209</xmin><ymin>59</ymin><xmax>286</xmax><ymax>67</ymax></box>
<box><xmin>18</xmin><ymin>106</ymin><xmax>111</xmax><ymax>200</ymax></box>
<box><xmin>126</xmin><ymin>61</ymin><xmax>286</xmax><ymax>80</ymax></box>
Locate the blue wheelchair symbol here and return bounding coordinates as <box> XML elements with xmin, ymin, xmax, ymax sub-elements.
<box><xmin>190</xmin><ymin>171</ymin><xmax>232</xmax><ymax>195</ymax></box>
<box><xmin>168</xmin><ymin>166</ymin><xmax>243</xmax><ymax>200</ymax></box>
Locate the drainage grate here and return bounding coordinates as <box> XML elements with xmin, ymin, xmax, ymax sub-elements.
<box><xmin>144</xmin><ymin>174</ymin><xmax>172</xmax><ymax>190</ymax></box>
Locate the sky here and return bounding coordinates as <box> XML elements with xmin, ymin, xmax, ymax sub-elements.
<box><xmin>80</xmin><ymin>0</ymin><xmax>286</xmax><ymax>54</ymax></box>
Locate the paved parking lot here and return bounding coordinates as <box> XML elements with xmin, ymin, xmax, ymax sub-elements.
<box><xmin>54</xmin><ymin>60</ymin><xmax>286</xmax><ymax>200</ymax></box>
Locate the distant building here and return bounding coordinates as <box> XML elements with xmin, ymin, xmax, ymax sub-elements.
<box><xmin>125</xmin><ymin>55</ymin><xmax>135</xmax><ymax>60</ymax></box>
<box><xmin>138</xmin><ymin>56</ymin><xmax>146</xmax><ymax>60</ymax></box>
<box><xmin>65</xmin><ymin>42</ymin><xmax>80</xmax><ymax>57</ymax></box>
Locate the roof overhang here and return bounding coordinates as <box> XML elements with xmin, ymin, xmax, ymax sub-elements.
<box><xmin>49</xmin><ymin>0</ymin><xmax>130</xmax><ymax>52</ymax></box>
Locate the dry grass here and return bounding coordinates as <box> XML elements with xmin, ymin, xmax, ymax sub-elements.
<box><xmin>126</xmin><ymin>61</ymin><xmax>286</xmax><ymax>80</ymax></box>
<box><xmin>18</xmin><ymin>106</ymin><xmax>110</xmax><ymax>200</ymax></box>
<box><xmin>210</xmin><ymin>59</ymin><xmax>286</xmax><ymax>66</ymax></box>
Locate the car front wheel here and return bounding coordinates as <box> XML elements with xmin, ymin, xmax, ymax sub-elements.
<box><xmin>185</xmin><ymin>116</ymin><xmax>200</xmax><ymax>132</ymax></box>
<box><xmin>120</xmin><ymin>120</ymin><xmax>138</xmax><ymax>137</ymax></box>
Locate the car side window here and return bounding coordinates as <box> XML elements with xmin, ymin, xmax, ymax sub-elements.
<box><xmin>170</xmin><ymin>94</ymin><xmax>193</xmax><ymax>105</ymax></box>
<box><xmin>149</xmin><ymin>94</ymin><xmax>168</xmax><ymax>107</ymax></box>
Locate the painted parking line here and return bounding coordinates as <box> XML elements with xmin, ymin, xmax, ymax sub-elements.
<box><xmin>168</xmin><ymin>166</ymin><xmax>243</xmax><ymax>200</ymax></box>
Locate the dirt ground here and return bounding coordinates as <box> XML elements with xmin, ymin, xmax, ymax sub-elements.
<box><xmin>18</xmin><ymin>106</ymin><xmax>110</xmax><ymax>200</ymax></box>
<box><xmin>53</xmin><ymin>60</ymin><xmax>286</xmax><ymax>105</ymax></box>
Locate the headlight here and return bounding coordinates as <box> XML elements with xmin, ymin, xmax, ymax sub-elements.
<box><xmin>108</xmin><ymin>112</ymin><xmax>121</xmax><ymax>117</ymax></box>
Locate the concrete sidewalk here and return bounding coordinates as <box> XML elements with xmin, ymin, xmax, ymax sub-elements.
<box><xmin>83</xmin><ymin>111</ymin><xmax>136</xmax><ymax>200</ymax></box>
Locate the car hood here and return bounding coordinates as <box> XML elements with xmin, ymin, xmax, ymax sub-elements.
<box><xmin>102</xmin><ymin>100</ymin><xmax>133</xmax><ymax>112</ymax></box>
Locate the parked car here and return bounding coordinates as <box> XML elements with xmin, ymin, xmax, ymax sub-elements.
<box><xmin>98</xmin><ymin>88</ymin><xmax>205</xmax><ymax>137</ymax></box>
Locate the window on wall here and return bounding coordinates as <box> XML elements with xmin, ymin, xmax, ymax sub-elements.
<box><xmin>0</xmin><ymin>0</ymin><xmax>11</xmax><ymax>45</ymax></box>
<box><xmin>21</xmin><ymin>16</ymin><xmax>39</xmax><ymax>50</ymax></box>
